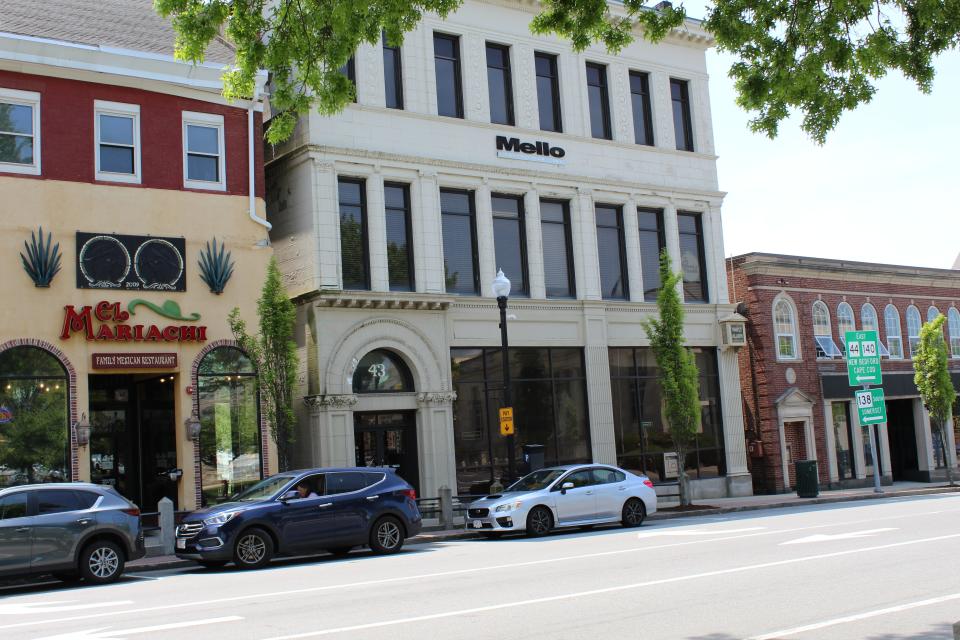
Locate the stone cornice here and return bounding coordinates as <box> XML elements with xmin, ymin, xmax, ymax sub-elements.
<box><xmin>303</xmin><ymin>394</ymin><xmax>358</xmax><ymax>411</ymax></box>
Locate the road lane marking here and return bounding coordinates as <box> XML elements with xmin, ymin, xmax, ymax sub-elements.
<box><xmin>3</xmin><ymin>505</ymin><xmax>959</xmax><ymax>631</ymax></box>
<box><xmin>748</xmin><ymin>592</ymin><xmax>960</xmax><ymax>639</ymax></box>
<box><xmin>637</xmin><ymin>527</ymin><xmax>766</xmax><ymax>538</ymax></box>
<box><xmin>0</xmin><ymin>601</ymin><xmax>134</xmax><ymax>615</ymax></box>
<box><xmin>255</xmin><ymin>533</ymin><xmax>960</xmax><ymax>639</ymax></box>
<box><xmin>35</xmin><ymin>616</ymin><xmax>243</xmax><ymax>640</ymax></box>
<box><xmin>780</xmin><ymin>528</ymin><xmax>898</xmax><ymax>545</ymax></box>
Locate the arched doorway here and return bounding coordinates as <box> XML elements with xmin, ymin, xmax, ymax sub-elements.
<box><xmin>352</xmin><ymin>349</ymin><xmax>419</xmax><ymax>491</ymax></box>
<box><xmin>197</xmin><ymin>346</ymin><xmax>262</xmax><ymax>506</ymax></box>
<box><xmin>0</xmin><ymin>346</ymin><xmax>70</xmax><ymax>486</ymax></box>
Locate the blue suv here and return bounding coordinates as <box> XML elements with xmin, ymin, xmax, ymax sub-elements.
<box><xmin>175</xmin><ymin>467</ymin><xmax>421</xmax><ymax>569</ymax></box>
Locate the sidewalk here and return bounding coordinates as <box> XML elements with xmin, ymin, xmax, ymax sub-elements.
<box><xmin>126</xmin><ymin>481</ymin><xmax>960</xmax><ymax>573</ymax></box>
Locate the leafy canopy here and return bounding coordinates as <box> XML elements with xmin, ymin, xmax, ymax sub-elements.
<box><xmin>157</xmin><ymin>0</ymin><xmax>960</xmax><ymax>144</ymax></box>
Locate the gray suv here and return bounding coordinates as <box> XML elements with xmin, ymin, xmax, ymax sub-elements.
<box><xmin>0</xmin><ymin>483</ymin><xmax>145</xmax><ymax>584</ymax></box>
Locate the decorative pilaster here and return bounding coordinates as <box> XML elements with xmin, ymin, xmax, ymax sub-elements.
<box><xmin>475</xmin><ymin>182</ymin><xmax>496</xmax><ymax>294</ymax></box>
<box><xmin>356</xmin><ymin>42</ymin><xmax>384</xmax><ymax>107</ymax></box>
<box><xmin>417</xmin><ymin>391</ymin><xmax>458</xmax><ymax>497</ymax></box>
<box><xmin>717</xmin><ymin>348</ymin><xmax>750</xmax><ymax>481</ymax></box>
<box><xmin>414</xmin><ymin>171</ymin><xmax>445</xmax><ymax>293</ymax></box>
<box><xmin>523</xmin><ymin>188</ymin><xmax>546</xmax><ymax>299</ymax></box>
<box><xmin>514</xmin><ymin>44</ymin><xmax>537</xmax><ymax>130</ymax></box>
<box><xmin>574</xmin><ymin>188</ymin><xmax>599</xmax><ymax>301</ymax></box>
<box><xmin>303</xmin><ymin>394</ymin><xmax>358</xmax><ymax>468</ymax></box>
<box><xmin>623</xmin><ymin>197</ymin><xmax>644</xmax><ymax>303</ymax></box>
<box><xmin>663</xmin><ymin>200</ymin><xmax>683</xmax><ymax>298</ymax></box>
<box><xmin>610</xmin><ymin>62</ymin><xmax>633</xmax><ymax>144</ymax></box>
<box><xmin>650</xmin><ymin>70</ymin><xmax>674</xmax><ymax>152</ymax></box>
<box><xmin>462</xmin><ymin>32</ymin><xmax>487</xmax><ymax>123</ymax></box>
<box><xmin>366</xmin><ymin>171</ymin><xmax>389</xmax><ymax>292</ymax></box>
<box><xmin>584</xmin><ymin>312</ymin><xmax>616</xmax><ymax>464</ymax></box>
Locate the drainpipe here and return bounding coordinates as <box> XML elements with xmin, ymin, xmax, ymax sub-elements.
<box><xmin>248</xmin><ymin>85</ymin><xmax>272</xmax><ymax>231</ymax></box>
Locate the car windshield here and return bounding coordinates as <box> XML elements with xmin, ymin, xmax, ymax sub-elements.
<box><xmin>231</xmin><ymin>475</ymin><xmax>296</xmax><ymax>502</ymax></box>
<box><xmin>504</xmin><ymin>469</ymin><xmax>566</xmax><ymax>493</ymax></box>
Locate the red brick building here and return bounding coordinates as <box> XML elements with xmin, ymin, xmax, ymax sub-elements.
<box><xmin>728</xmin><ymin>253</ymin><xmax>960</xmax><ymax>494</ymax></box>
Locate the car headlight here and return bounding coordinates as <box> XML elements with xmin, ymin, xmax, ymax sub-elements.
<box><xmin>495</xmin><ymin>501</ymin><xmax>522</xmax><ymax>512</ymax></box>
<box><xmin>202</xmin><ymin>512</ymin><xmax>239</xmax><ymax>527</ymax></box>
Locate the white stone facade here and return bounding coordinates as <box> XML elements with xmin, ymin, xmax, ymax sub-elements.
<box><xmin>266</xmin><ymin>0</ymin><xmax>751</xmax><ymax>499</ymax></box>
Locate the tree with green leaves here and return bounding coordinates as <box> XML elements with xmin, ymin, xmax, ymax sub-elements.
<box><xmin>642</xmin><ymin>250</ymin><xmax>701</xmax><ymax>506</ymax></box>
<box><xmin>228</xmin><ymin>257</ymin><xmax>299</xmax><ymax>472</ymax></box>
<box><xmin>913</xmin><ymin>314</ymin><xmax>957</xmax><ymax>486</ymax></box>
<box><xmin>156</xmin><ymin>0</ymin><xmax>958</xmax><ymax>145</ymax></box>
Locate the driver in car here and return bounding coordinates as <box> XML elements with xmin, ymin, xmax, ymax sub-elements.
<box><xmin>295</xmin><ymin>482</ymin><xmax>318</xmax><ymax>499</ymax></box>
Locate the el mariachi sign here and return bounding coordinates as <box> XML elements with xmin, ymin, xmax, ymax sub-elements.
<box><xmin>61</xmin><ymin>301</ymin><xmax>207</xmax><ymax>343</ymax></box>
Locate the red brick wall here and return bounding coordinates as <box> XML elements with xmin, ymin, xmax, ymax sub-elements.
<box><xmin>0</xmin><ymin>70</ymin><xmax>264</xmax><ymax>197</ymax></box>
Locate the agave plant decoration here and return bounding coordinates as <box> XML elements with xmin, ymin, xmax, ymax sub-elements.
<box><xmin>198</xmin><ymin>237</ymin><xmax>235</xmax><ymax>295</ymax></box>
<box><xmin>20</xmin><ymin>226</ymin><xmax>62</xmax><ymax>288</ymax></box>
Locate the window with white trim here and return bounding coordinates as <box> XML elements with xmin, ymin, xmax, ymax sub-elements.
<box><xmin>884</xmin><ymin>305</ymin><xmax>903</xmax><ymax>359</ymax></box>
<box><xmin>861</xmin><ymin>303</ymin><xmax>890</xmax><ymax>357</ymax></box>
<box><xmin>927</xmin><ymin>306</ymin><xmax>940</xmax><ymax>323</ymax></box>
<box><xmin>812</xmin><ymin>301</ymin><xmax>842</xmax><ymax>358</ymax></box>
<box><xmin>773</xmin><ymin>298</ymin><xmax>798</xmax><ymax>360</ymax></box>
<box><xmin>906</xmin><ymin>305</ymin><xmax>922</xmax><ymax>356</ymax></box>
<box><xmin>95</xmin><ymin>100</ymin><xmax>140</xmax><ymax>183</ymax></box>
<box><xmin>0</xmin><ymin>88</ymin><xmax>40</xmax><ymax>175</ymax></box>
<box><xmin>182</xmin><ymin>111</ymin><xmax>225</xmax><ymax>191</ymax></box>
<box><xmin>837</xmin><ymin>302</ymin><xmax>855</xmax><ymax>350</ymax></box>
<box><xmin>948</xmin><ymin>307</ymin><xmax>960</xmax><ymax>359</ymax></box>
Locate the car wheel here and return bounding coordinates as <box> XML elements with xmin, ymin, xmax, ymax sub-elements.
<box><xmin>233</xmin><ymin>528</ymin><xmax>274</xmax><ymax>569</ymax></box>
<box><xmin>79</xmin><ymin>540</ymin><xmax>125</xmax><ymax>584</ymax></box>
<box><xmin>622</xmin><ymin>498</ymin><xmax>646</xmax><ymax>528</ymax></box>
<box><xmin>52</xmin><ymin>571</ymin><xmax>82</xmax><ymax>583</ymax></box>
<box><xmin>525</xmin><ymin>506</ymin><xmax>553</xmax><ymax>537</ymax></box>
<box><xmin>327</xmin><ymin>547</ymin><xmax>353</xmax><ymax>557</ymax></box>
<box><xmin>369</xmin><ymin>516</ymin><xmax>404</xmax><ymax>554</ymax></box>
<box><xmin>197</xmin><ymin>560</ymin><xmax>228</xmax><ymax>569</ymax></box>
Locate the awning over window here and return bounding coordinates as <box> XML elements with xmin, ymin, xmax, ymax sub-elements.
<box><xmin>815</xmin><ymin>335</ymin><xmax>844</xmax><ymax>358</ymax></box>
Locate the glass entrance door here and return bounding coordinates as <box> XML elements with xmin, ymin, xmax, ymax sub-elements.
<box><xmin>89</xmin><ymin>375</ymin><xmax>178</xmax><ymax>509</ymax></box>
<box><xmin>354</xmin><ymin>412</ymin><xmax>419</xmax><ymax>492</ymax></box>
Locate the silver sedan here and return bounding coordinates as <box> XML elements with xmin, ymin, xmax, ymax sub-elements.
<box><xmin>465</xmin><ymin>464</ymin><xmax>657</xmax><ymax>537</ymax></box>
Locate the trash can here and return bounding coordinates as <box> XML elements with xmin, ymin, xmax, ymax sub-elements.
<box><xmin>794</xmin><ymin>460</ymin><xmax>819</xmax><ymax>498</ymax></box>
<box><xmin>522</xmin><ymin>444</ymin><xmax>546</xmax><ymax>474</ymax></box>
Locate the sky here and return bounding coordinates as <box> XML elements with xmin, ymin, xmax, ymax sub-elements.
<box><xmin>706</xmin><ymin>49</ymin><xmax>960</xmax><ymax>270</ymax></box>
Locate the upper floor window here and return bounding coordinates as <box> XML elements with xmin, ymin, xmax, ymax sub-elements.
<box><xmin>486</xmin><ymin>43</ymin><xmax>514</xmax><ymax>126</ymax></box>
<box><xmin>595</xmin><ymin>204</ymin><xmax>627</xmax><ymax>300</ymax></box>
<box><xmin>629</xmin><ymin>71</ymin><xmax>653</xmax><ymax>146</ymax></box>
<box><xmin>837</xmin><ymin>302</ymin><xmax>855</xmax><ymax>348</ymax></box>
<box><xmin>906</xmin><ymin>305</ymin><xmax>922</xmax><ymax>356</ymax></box>
<box><xmin>434</xmin><ymin>33</ymin><xmax>463</xmax><ymax>118</ymax></box>
<box><xmin>535</xmin><ymin>52</ymin><xmax>562</xmax><ymax>133</ymax></box>
<box><xmin>678</xmin><ymin>212</ymin><xmax>707</xmax><ymax>302</ymax></box>
<box><xmin>0</xmin><ymin>88</ymin><xmax>40</xmax><ymax>175</ymax></box>
<box><xmin>773</xmin><ymin>297</ymin><xmax>798</xmax><ymax>360</ymax></box>
<box><xmin>670</xmin><ymin>79</ymin><xmax>693</xmax><ymax>151</ymax></box>
<box><xmin>384</xmin><ymin>183</ymin><xmax>414</xmax><ymax>292</ymax></box>
<box><xmin>637</xmin><ymin>208</ymin><xmax>665</xmax><ymax>302</ymax></box>
<box><xmin>884</xmin><ymin>304</ymin><xmax>904</xmax><ymax>359</ymax></box>
<box><xmin>540</xmin><ymin>199</ymin><xmax>575</xmax><ymax>298</ymax></box>
<box><xmin>812</xmin><ymin>301</ymin><xmax>842</xmax><ymax>358</ymax></box>
<box><xmin>861</xmin><ymin>303</ymin><xmax>890</xmax><ymax>357</ymax></box>
<box><xmin>340</xmin><ymin>56</ymin><xmax>356</xmax><ymax>102</ymax></box>
<box><xmin>440</xmin><ymin>189</ymin><xmax>478</xmax><ymax>295</ymax></box>
<box><xmin>585</xmin><ymin>63</ymin><xmax>611</xmax><ymax>140</ymax></box>
<box><xmin>927</xmin><ymin>306</ymin><xmax>941</xmax><ymax>322</ymax></box>
<box><xmin>95</xmin><ymin>100</ymin><xmax>140</xmax><ymax>183</ymax></box>
<box><xmin>382</xmin><ymin>34</ymin><xmax>404</xmax><ymax>109</ymax></box>
<box><xmin>338</xmin><ymin>177</ymin><xmax>369</xmax><ymax>290</ymax></box>
<box><xmin>491</xmin><ymin>194</ymin><xmax>528</xmax><ymax>297</ymax></box>
<box><xmin>182</xmin><ymin>112</ymin><xmax>225</xmax><ymax>191</ymax></box>
<box><xmin>948</xmin><ymin>307</ymin><xmax>960</xmax><ymax>359</ymax></box>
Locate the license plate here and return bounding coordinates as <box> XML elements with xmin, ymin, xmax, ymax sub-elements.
<box><xmin>176</xmin><ymin>538</ymin><xmax>186</xmax><ymax>550</ymax></box>
<box><xmin>472</xmin><ymin>520</ymin><xmax>482</xmax><ymax>529</ymax></box>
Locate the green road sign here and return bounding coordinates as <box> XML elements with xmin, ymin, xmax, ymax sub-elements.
<box><xmin>855</xmin><ymin>387</ymin><xmax>887</xmax><ymax>425</ymax></box>
<box><xmin>845</xmin><ymin>330</ymin><xmax>882</xmax><ymax>386</ymax></box>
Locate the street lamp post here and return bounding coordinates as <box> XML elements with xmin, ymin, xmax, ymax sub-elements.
<box><xmin>492</xmin><ymin>269</ymin><xmax>515</xmax><ymax>485</ymax></box>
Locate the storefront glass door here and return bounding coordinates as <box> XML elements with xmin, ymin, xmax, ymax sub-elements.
<box><xmin>354</xmin><ymin>412</ymin><xmax>419</xmax><ymax>492</ymax></box>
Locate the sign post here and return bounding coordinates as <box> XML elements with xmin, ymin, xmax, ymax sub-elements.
<box><xmin>846</xmin><ymin>330</ymin><xmax>884</xmax><ymax>494</ymax></box>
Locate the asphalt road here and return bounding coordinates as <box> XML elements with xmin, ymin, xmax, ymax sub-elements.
<box><xmin>2</xmin><ymin>493</ymin><xmax>960</xmax><ymax>640</ymax></box>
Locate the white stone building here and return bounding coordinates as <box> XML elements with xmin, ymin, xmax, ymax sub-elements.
<box><xmin>265</xmin><ymin>0</ymin><xmax>751</xmax><ymax>501</ymax></box>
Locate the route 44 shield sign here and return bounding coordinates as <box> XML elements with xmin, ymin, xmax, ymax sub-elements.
<box><xmin>845</xmin><ymin>330</ymin><xmax>882</xmax><ymax>386</ymax></box>
<box><xmin>855</xmin><ymin>388</ymin><xmax>887</xmax><ymax>425</ymax></box>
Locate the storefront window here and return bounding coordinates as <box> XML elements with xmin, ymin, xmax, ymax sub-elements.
<box><xmin>610</xmin><ymin>347</ymin><xmax>725</xmax><ymax>483</ymax></box>
<box><xmin>198</xmin><ymin>347</ymin><xmax>260</xmax><ymax>505</ymax></box>
<box><xmin>450</xmin><ymin>347</ymin><xmax>590</xmax><ymax>495</ymax></box>
<box><xmin>353</xmin><ymin>350</ymin><xmax>414</xmax><ymax>393</ymax></box>
<box><xmin>832</xmin><ymin>402</ymin><xmax>854</xmax><ymax>480</ymax></box>
<box><xmin>0</xmin><ymin>346</ymin><xmax>70</xmax><ymax>487</ymax></box>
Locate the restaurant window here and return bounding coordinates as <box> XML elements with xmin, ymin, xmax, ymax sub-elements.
<box><xmin>338</xmin><ymin>177</ymin><xmax>369</xmax><ymax>290</ymax></box>
<box><xmin>906</xmin><ymin>305</ymin><xmax>922</xmax><ymax>356</ymax></box>
<box><xmin>384</xmin><ymin>183</ymin><xmax>414</xmax><ymax>292</ymax></box>
<box><xmin>535</xmin><ymin>52</ymin><xmax>562</xmax><ymax>133</ymax></box>
<box><xmin>885</xmin><ymin>305</ymin><xmax>904</xmax><ymax>359</ymax></box>
<box><xmin>585</xmin><ymin>62</ymin><xmax>611</xmax><ymax>139</ymax></box>
<box><xmin>832</xmin><ymin>402</ymin><xmax>855</xmax><ymax>480</ymax></box>
<box><xmin>678</xmin><ymin>212</ymin><xmax>707</xmax><ymax>302</ymax></box>
<box><xmin>95</xmin><ymin>100</ymin><xmax>140</xmax><ymax>183</ymax></box>
<box><xmin>382</xmin><ymin>34</ymin><xmax>404</xmax><ymax>109</ymax></box>
<box><xmin>182</xmin><ymin>112</ymin><xmax>225</xmax><ymax>191</ymax></box>
<box><xmin>451</xmin><ymin>347</ymin><xmax>590</xmax><ymax>494</ymax></box>
<box><xmin>595</xmin><ymin>204</ymin><xmax>627</xmax><ymax>300</ymax></box>
<box><xmin>353</xmin><ymin>350</ymin><xmax>414</xmax><ymax>393</ymax></box>
<box><xmin>0</xmin><ymin>347</ymin><xmax>70</xmax><ymax>487</ymax></box>
<box><xmin>638</xmin><ymin>208</ymin><xmax>666</xmax><ymax>301</ymax></box>
<box><xmin>434</xmin><ymin>33</ymin><xmax>463</xmax><ymax>118</ymax></box>
<box><xmin>670</xmin><ymin>78</ymin><xmax>693</xmax><ymax>151</ymax></box>
<box><xmin>610</xmin><ymin>347</ymin><xmax>724</xmax><ymax>483</ymax></box>
<box><xmin>486</xmin><ymin>43</ymin><xmax>514</xmax><ymax>126</ymax></box>
<box><xmin>0</xmin><ymin>88</ymin><xmax>41</xmax><ymax>175</ymax></box>
<box><xmin>198</xmin><ymin>347</ymin><xmax>261</xmax><ymax>506</ymax></box>
<box><xmin>491</xmin><ymin>194</ymin><xmax>528</xmax><ymax>296</ymax></box>
<box><xmin>540</xmin><ymin>199</ymin><xmax>575</xmax><ymax>298</ymax></box>
<box><xmin>440</xmin><ymin>189</ymin><xmax>479</xmax><ymax>295</ymax></box>
<box><xmin>629</xmin><ymin>71</ymin><xmax>653</xmax><ymax>146</ymax></box>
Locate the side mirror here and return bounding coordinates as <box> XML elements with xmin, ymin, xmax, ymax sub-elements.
<box><xmin>560</xmin><ymin>481</ymin><xmax>574</xmax><ymax>494</ymax></box>
<box><xmin>279</xmin><ymin>490</ymin><xmax>299</xmax><ymax>502</ymax></box>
